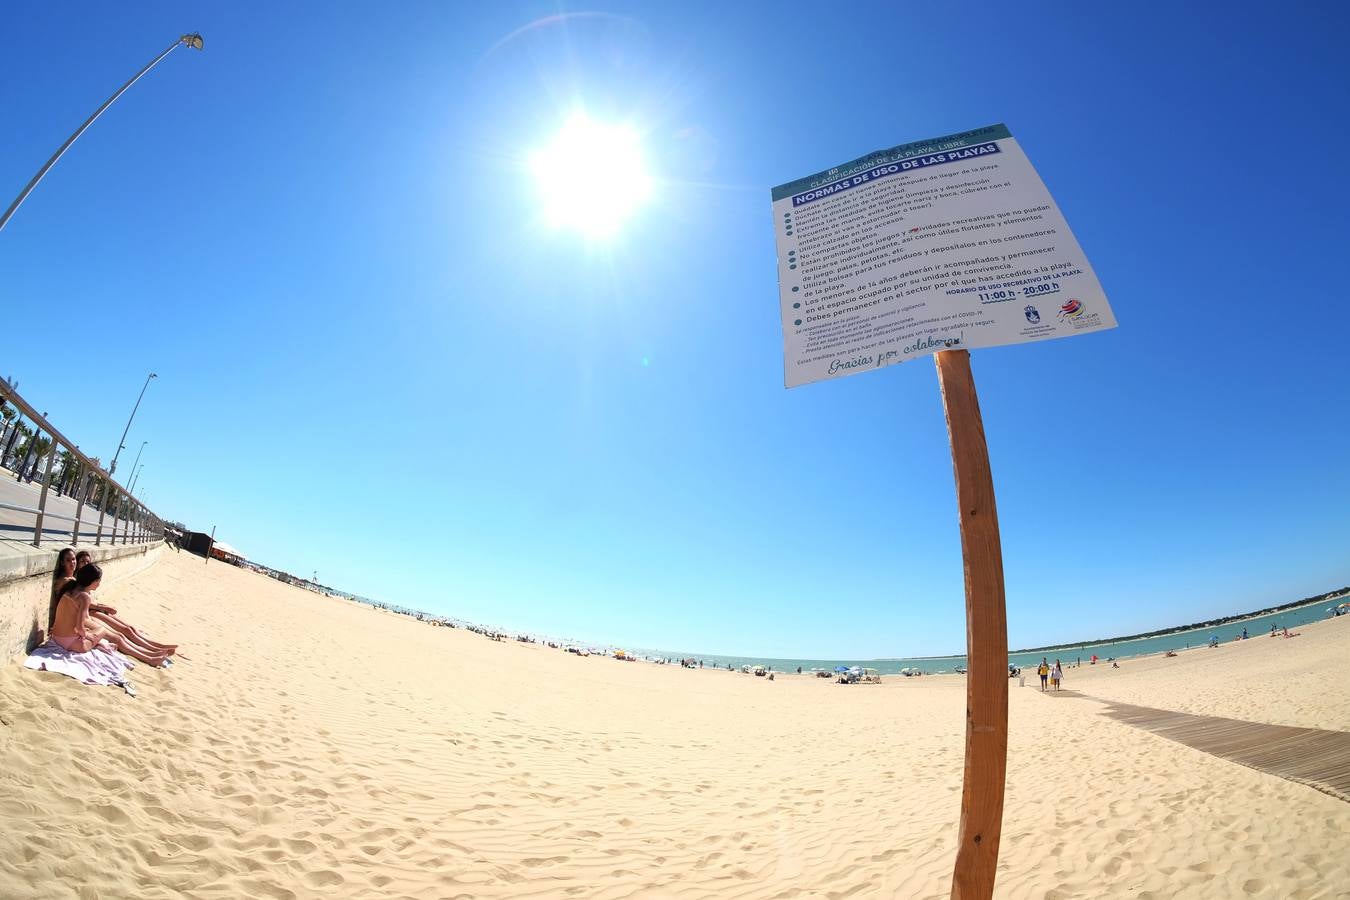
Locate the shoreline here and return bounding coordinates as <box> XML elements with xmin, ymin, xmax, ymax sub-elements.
<box><xmin>330</xmin><ymin>571</ymin><xmax>1347</xmax><ymax>668</ymax></box>
<box><xmin>617</xmin><ymin>593</ymin><xmax>1347</xmax><ymax>674</ymax></box>
<box><xmin>1000</xmin><ymin>590</ymin><xmax>1350</xmax><ymax>655</ymax></box>
<box><xmin>251</xmin><ymin>551</ymin><xmax>1347</xmax><ymax>673</ymax></box>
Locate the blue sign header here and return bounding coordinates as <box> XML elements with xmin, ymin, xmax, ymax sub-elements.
<box><xmin>770</xmin><ymin>123</ymin><xmax>1012</xmax><ymax>203</ymax></box>
<box><xmin>787</xmin><ymin>142</ymin><xmax>1003</xmax><ymax>207</ymax></box>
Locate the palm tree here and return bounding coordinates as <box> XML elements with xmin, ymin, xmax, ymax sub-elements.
<box><xmin>19</xmin><ymin>434</ymin><xmax>52</xmax><ymax>482</ymax></box>
<box><xmin>55</xmin><ymin>448</ymin><xmax>77</xmax><ymax>496</ymax></box>
<box><xmin>5</xmin><ymin>422</ymin><xmax>31</xmax><ymax>474</ymax></box>
<box><xmin>0</xmin><ymin>405</ymin><xmax>14</xmax><ymax>467</ymax></box>
<box><xmin>0</xmin><ymin>376</ymin><xmax>17</xmax><ymax>465</ymax></box>
<box><xmin>12</xmin><ymin>431</ymin><xmax>34</xmax><ymax>480</ymax></box>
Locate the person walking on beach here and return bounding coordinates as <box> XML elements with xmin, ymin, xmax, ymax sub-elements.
<box><xmin>1051</xmin><ymin>659</ymin><xmax>1063</xmax><ymax>691</ymax></box>
<box><xmin>1037</xmin><ymin>658</ymin><xmax>1049</xmax><ymax>691</ymax></box>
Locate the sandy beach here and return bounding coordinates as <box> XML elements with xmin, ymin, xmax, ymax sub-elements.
<box><xmin>1</xmin><ymin>550</ymin><xmax>1347</xmax><ymax>899</ymax></box>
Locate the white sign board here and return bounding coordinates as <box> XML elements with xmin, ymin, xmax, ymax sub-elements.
<box><xmin>772</xmin><ymin>124</ymin><xmax>1115</xmax><ymax>388</ymax></box>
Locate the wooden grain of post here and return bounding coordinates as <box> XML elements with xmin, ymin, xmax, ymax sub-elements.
<box><xmin>934</xmin><ymin>349</ymin><xmax>1009</xmax><ymax>900</ymax></box>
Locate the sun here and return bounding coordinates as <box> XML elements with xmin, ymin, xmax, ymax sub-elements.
<box><xmin>529</xmin><ymin>113</ymin><xmax>653</xmax><ymax>238</ymax></box>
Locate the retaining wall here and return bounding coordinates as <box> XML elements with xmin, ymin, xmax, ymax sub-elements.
<box><xmin>0</xmin><ymin>539</ymin><xmax>166</xmax><ymax>664</ymax></box>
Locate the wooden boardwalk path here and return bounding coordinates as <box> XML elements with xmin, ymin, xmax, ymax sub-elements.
<box><xmin>1044</xmin><ymin>691</ymin><xmax>1350</xmax><ymax>803</ymax></box>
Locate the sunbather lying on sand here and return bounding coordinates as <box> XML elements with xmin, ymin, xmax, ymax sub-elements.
<box><xmin>51</xmin><ymin>564</ymin><xmax>171</xmax><ymax>667</ymax></box>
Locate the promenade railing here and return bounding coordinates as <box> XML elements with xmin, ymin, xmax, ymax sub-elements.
<box><xmin>0</xmin><ymin>381</ymin><xmax>164</xmax><ymax>549</ymax></box>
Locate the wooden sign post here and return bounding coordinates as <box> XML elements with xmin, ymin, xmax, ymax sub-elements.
<box><xmin>771</xmin><ymin>124</ymin><xmax>1115</xmax><ymax>900</ymax></box>
<box><xmin>935</xmin><ymin>349</ymin><xmax>1008</xmax><ymax>900</ymax></box>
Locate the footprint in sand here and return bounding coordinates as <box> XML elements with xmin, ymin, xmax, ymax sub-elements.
<box><xmin>167</xmin><ymin>833</ymin><xmax>212</xmax><ymax>852</ymax></box>
<box><xmin>91</xmin><ymin>803</ymin><xmax>132</xmax><ymax>825</ymax></box>
<box><xmin>302</xmin><ymin>870</ymin><xmax>344</xmax><ymax>888</ymax></box>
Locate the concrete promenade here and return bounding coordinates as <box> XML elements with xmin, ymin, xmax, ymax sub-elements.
<box><xmin>0</xmin><ymin>466</ymin><xmax>137</xmax><ymax>545</ymax></box>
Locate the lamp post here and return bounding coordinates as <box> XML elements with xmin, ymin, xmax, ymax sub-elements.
<box><xmin>126</xmin><ymin>440</ymin><xmax>148</xmax><ymax>485</ymax></box>
<box><xmin>109</xmin><ymin>372</ymin><xmax>156</xmax><ymax>476</ymax></box>
<box><xmin>0</xmin><ymin>33</ymin><xmax>204</xmax><ymax>235</ymax></box>
<box><xmin>128</xmin><ymin>462</ymin><xmax>145</xmax><ymax>495</ymax></box>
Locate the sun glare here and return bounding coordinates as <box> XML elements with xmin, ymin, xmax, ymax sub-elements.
<box><xmin>529</xmin><ymin>114</ymin><xmax>653</xmax><ymax>238</ymax></box>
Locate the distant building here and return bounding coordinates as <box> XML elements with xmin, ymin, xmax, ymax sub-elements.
<box><xmin>183</xmin><ymin>531</ymin><xmax>214</xmax><ymax>557</ymax></box>
<box><xmin>209</xmin><ymin>541</ymin><xmax>245</xmax><ymax>565</ymax></box>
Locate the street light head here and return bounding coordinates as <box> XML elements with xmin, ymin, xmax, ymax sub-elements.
<box><xmin>149</xmin><ymin>372</ymin><xmax>158</xmax><ymax>379</ymax></box>
<box><xmin>181</xmin><ymin>34</ymin><xmax>204</xmax><ymax>51</ymax></box>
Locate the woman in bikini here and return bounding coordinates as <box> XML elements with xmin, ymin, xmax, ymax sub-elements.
<box><xmin>48</xmin><ymin>547</ymin><xmax>78</xmax><ymax>634</ymax></box>
<box><xmin>62</xmin><ymin>550</ymin><xmax>180</xmax><ymax>657</ymax></box>
<box><xmin>50</xmin><ymin>562</ymin><xmax>172</xmax><ymax>666</ymax></box>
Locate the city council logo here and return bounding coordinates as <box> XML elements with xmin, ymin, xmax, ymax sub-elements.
<box><xmin>1023</xmin><ymin>305</ymin><xmax>1040</xmax><ymax>324</ymax></box>
<box><xmin>1058</xmin><ymin>298</ymin><xmax>1086</xmax><ymax>319</ymax></box>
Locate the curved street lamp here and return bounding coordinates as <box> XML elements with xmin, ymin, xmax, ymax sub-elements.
<box><xmin>127</xmin><ymin>440</ymin><xmax>148</xmax><ymax>483</ymax></box>
<box><xmin>109</xmin><ymin>372</ymin><xmax>156</xmax><ymax>476</ymax></box>
<box><xmin>0</xmin><ymin>33</ymin><xmax>204</xmax><ymax>235</ymax></box>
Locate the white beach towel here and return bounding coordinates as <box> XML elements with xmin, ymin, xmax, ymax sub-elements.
<box><xmin>24</xmin><ymin>640</ymin><xmax>135</xmax><ymax>687</ymax></box>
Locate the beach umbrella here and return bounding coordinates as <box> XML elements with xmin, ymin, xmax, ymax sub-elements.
<box><xmin>833</xmin><ymin>665</ymin><xmax>850</xmax><ymax>673</ymax></box>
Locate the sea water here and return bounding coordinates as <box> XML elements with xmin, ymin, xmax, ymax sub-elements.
<box><xmin>632</xmin><ymin>598</ymin><xmax>1344</xmax><ymax>675</ymax></box>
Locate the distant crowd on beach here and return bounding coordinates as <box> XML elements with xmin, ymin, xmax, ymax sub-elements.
<box><xmin>363</xmin><ymin>586</ymin><xmax>1347</xmax><ymax>680</ymax></box>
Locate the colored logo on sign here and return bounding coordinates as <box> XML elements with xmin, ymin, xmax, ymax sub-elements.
<box><xmin>1058</xmin><ymin>299</ymin><xmax>1085</xmax><ymax>319</ymax></box>
<box><xmin>1024</xmin><ymin>305</ymin><xmax>1040</xmax><ymax>324</ymax></box>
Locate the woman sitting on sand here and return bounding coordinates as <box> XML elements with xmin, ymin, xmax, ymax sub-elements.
<box><xmin>60</xmin><ymin>550</ymin><xmax>179</xmax><ymax>659</ymax></box>
<box><xmin>50</xmin><ymin>562</ymin><xmax>173</xmax><ymax>667</ymax></box>
<box><xmin>48</xmin><ymin>547</ymin><xmax>78</xmax><ymax>633</ymax></box>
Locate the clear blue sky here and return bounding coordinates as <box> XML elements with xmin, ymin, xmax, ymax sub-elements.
<box><xmin>3</xmin><ymin>2</ymin><xmax>1347</xmax><ymax>658</ymax></box>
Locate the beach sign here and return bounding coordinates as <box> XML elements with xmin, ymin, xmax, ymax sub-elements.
<box><xmin>771</xmin><ymin>125</ymin><xmax>1115</xmax><ymax>900</ymax></box>
<box><xmin>771</xmin><ymin>124</ymin><xmax>1114</xmax><ymax>388</ymax></box>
